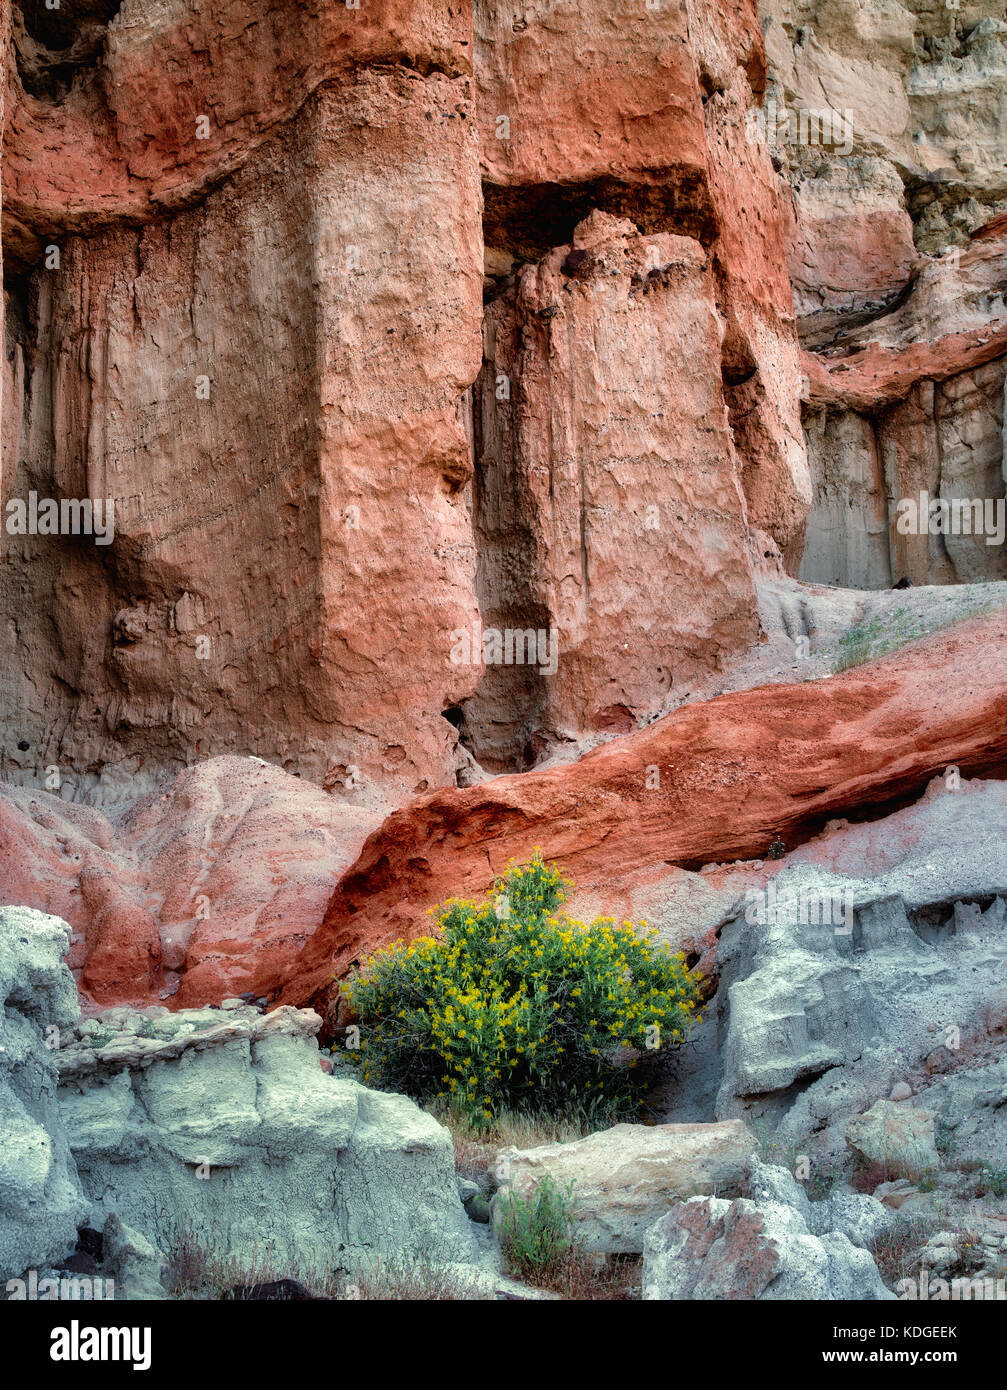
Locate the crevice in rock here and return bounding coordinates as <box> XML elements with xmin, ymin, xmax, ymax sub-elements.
<box><xmin>457</xmin><ymin>348</ymin><xmax>552</xmax><ymax>775</ymax></box>
<box><xmin>909</xmin><ymin>895</ymin><xmax>1001</xmax><ymax>945</ymax></box>
<box><xmin>799</xmin><ymin>271</ymin><xmax>922</xmax><ymax>353</ymax></box>
<box><xmin>13</xmin><ymin>0</ymin><xmax>122</xmax><ymax>103</ymax></box>
<box><xmin>482</xmin><ymin>173</ymin><xmax>716</xmax><ymax>265</ymax></box>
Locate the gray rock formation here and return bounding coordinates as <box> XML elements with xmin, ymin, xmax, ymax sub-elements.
<box><xmin>0</xmin><ymin>907</ymin><xmax>87</xmax><ymax>1280</ymax></box>
<box><xmin>924</xmin><ymin>1056</ymin><xmax>1007</xmax><ymax>1167</ymax></box>
<box><xmin>58</xmin><ymin>1003</ymin><xmax>479</xmax><ymax>1275</ymax></box>
<box><xmin>642</xmin><ymin>1162</ymin><xmax>894</xmax><ymax>1301</ymax></box>
<box><xmin>745</xmin><ymin>1156</ymin><xmax>893</xmax><ymax>1251</ymax></box>
<box><xmin>713</xmin><ymin>780</ymin><xmax>1007</xmax><ymax>1158</ymax></box>
<box><xmin>0</xmin><ymin>906</ymin><xmax>477</xmax><ymax>1284</ymax></box>
<box><xmin>102</xmin><ymin>1214</ymin><xmax>170</xmax><ymax>1301</ymax></box>
<box><xmin>846</xmin><ymin>1100</ymin><xmax>940</xmax><ymax>1177</ymax></box>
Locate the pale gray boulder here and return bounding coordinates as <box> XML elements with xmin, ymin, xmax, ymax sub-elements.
<box><xmin>743</xmin><ymin>1154</ymin><xmax>814</xmax><ymax>1223</ymax></box>
<box><xmin>492</xmin><ymin>1119</ymin><xmax>758</xmax><ymax>1254</ymax></box>
<box><xmin>845</xmin><ymin>1100</ymin><xmax>940</xmax><ymax>1177</ymax></box>
<box><xmin>0</xmin><ymin>907</ymin><xmax>87</xmax><ymax>1280</ymax></box>
<box><xmin>102</xmin><ymin>1213</ymin><xmax>170</xmax><ymax>1300</ymax></box>
<box><xmin>58</xmin><ymin>1003</ymin><xmax>479</xmax><ymax>1274</ymax></box>
<box><xmin>642</xmin><ymin>1184</ymin><xmax>894</xmax><ymax>1301</ymax></box>
<box><xmin>820</xmin><ymin>1191</ymin><xmax>894</xmax><ymax>1251</ymax></box>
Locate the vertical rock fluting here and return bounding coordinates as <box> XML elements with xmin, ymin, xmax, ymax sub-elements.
<box><xmin>798</xmin><ymin>227</ymin><xmax>1007</xmax><ymax>587</ymax></box>
<box><xmin>1</xmin><ymin>1</ymin><xmax>484</xmax><ymax>803</ymax></box>
<box><xmin>468</xmin><ymin>215</ymin><xmax>759</xmax><ymax>769</ymax></box>
<box><xmin>466</xmin><ymin>0</ymin><xmax>807</xmax><ymax>768</ymax></box>
<box><xmin>1</xmin><ymin>0</ymin><xmax>807</xmax><ymax>798</ymax></box>
<box><xmin>761</xmin><ymin>1</ymin><xmax>1007</xmax><ymax>588</ymax></box>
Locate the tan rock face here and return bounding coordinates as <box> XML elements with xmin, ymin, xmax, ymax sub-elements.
<box><xmin>692</xmin><ymin>0</ymin><xmax>811</xmax><ymax>567</ymax></box>
<box><xmin>760</xmin><ymin>2</ymin><xmax>1007</xmax><ymax>588</ymax></box>
<box><xmin>4</xmin><ymin>0</ymin><xmax>472</xmax><ymax>251</ymax></box>
<box><xmin>475</xmin><ymin>0</ymin><xmax>710</xmax><ymax>207</ymax></box>
<box><xmin>798</xmin><ymin>224</ymin><xmax>1007</xmax><ymax>587</ymax></box>
<box><xmin>493</xmin><ymin>1119</ymin><xmax>758</xmax><ymax>1254</ymax></box>
<box><xmin>785</xmin><ymin>157</ymin><xmax>920</xmax><ymax>345</ymax></box>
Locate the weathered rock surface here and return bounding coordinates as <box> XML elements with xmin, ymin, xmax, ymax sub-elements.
<box><xmin>0</xmin><ymin>755</ymin><xmax>380</xmax><ymax>1009</ymax></box>
<box><xmin>282</xmin><ymin>611</ymin><xmax>1007</xmax><ymax>1013</ymax></box>
<box><xmin>846</xmin><ymin>1100</ymin><xmax>941</xmax><ymax>1178</ymax></box>
<box><xmin>798</xmin><ymin>223</ymin><xmax>1007</xmax><ymax>588</ymax></box>
<box><xmin>0</xmin><ymin>906</ymin><xmax>87</xmax><ymax>1280</ymax></box>
<box><xmin>642</xmin><ymin>1190</ymin><xmax>893</xmax><ymax>1300</ymax></box>
<box><xmin>101</xmin><ymin>1213</ymin><xmax>170</xmax><ymax>1302</ymax></box>
<box><xmin>493</xmin><ymin>1119</ymin><xmax>758</xmax><ymax>1254</ymax></box>
<box><xmin>711</xmin><ymin>774</ymin><xmax>1007</xmax><ymax>1165</ymax></box>
<box><xmin>58</xmin><ymin>998</ymin><xmax>479</xmax><ymax>1274</ymax></box>
<box><xmin>765</xmin><ymin>4</ymin><xmax>1007</xmax><ymax>240</ymax></box>
<box><xmin>745</xmin><ymin>1155</ymin><xmax>894</xmax><ymax>1250</ymax></box>
<box><xmin>2</xmin><ymin>1</ymin><xmax>484</xmax><ymax>806</ymax></box>
<box><xmin>923</xmin><ymin>1056</ymin><xmax>1007</xmax><ymax>1167</ymax></box>
<box><xmin>785</xmin><ymin>156</ymin><xmax>920</xmax><ymax>346</ymax></box>
<box><xmin>0</xmin><ymin>906</ymin><xmax>477</xmax><ymax>1281</ymax></box>
<box><xmin>758</xmin><ymin>4</ymin><xmax>1007</xmax><ymax>589</ymax></box>
<box><xmin>467</xmin><ymin>212</ymin><xmax>760</xmax><ymax>767</ymax></box>
<box><xmin>1</xmin><ymin>0</ymin><xmax>810</xmax><ymax>802</ymax></box>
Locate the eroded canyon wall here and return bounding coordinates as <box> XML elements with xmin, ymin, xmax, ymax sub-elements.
<box><xmin>2</xmin><ymin>1</ymin><xmax>485</xmax><ymax>803</ymax></box>
<box><xmin>1</xmin><ymin>0</ymin><xmax>808</xmax><ymax>800</ymax></box>
<box><xmin>760</xmin><ymin>1</ymin><xmax>1007</xmax><ymax>587</ymax></box>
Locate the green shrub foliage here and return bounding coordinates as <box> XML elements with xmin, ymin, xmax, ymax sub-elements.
<box><xmin>342</xmin><ymin>852</ymin><xmax>704</xmax><ymax>1123</ymax></box>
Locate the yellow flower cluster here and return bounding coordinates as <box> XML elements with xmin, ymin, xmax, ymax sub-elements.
<box><xmin>341</xmin><ymin>851</ymin><xmax>703</xmax><ymax>1124</ymax></box>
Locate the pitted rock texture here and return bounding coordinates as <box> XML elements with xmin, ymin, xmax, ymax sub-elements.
<box><xmin>845</xmin><ymin>1099</ymin><xmax>940</xmax><ymax>1176</ymax></box>
<box><xmin>798</xmin><ymin>221</ymin><xmax>1007</xmax><ymax>588</ymax></box>
<box><xmin>710</xmin><ymin>776</ymin><xmax>1007</xmax><ymax>1161</ymax></box>
<box><xmin>466</xmin><ymin>213</ymin><xmax>760</xmax><ymax>768</ymax></box>
<box><xmin>0</xmin><ymin>906</ymin><xmax>87</xmax><ymax>1281</ymax></box>
<box><xmin>3</xmin><ymin>38</ymin><xmax>484</xmax><ymax>806</ymax></box>
<box><xmin>0</xmin><ymin>0</ymin><xmax>808</xmax><ymax>801</ymax></box>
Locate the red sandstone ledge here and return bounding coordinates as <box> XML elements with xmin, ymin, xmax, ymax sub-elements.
<box><xmin>280</xmin><ymin>608</ymin><xmax>1007</xmax><ymax>1012</ymax></box>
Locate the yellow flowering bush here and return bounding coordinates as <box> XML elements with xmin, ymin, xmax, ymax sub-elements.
<box><xmin>341</xmin><ymin>852</ymin><xmax>704</xmax><ymax>1124</ymax></box>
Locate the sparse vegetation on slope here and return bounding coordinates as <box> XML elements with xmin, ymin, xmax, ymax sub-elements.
<box><xmin>832</xmin><ymin>596</ymin><xmax>1004</xmax><ymax>673</ymax></box>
